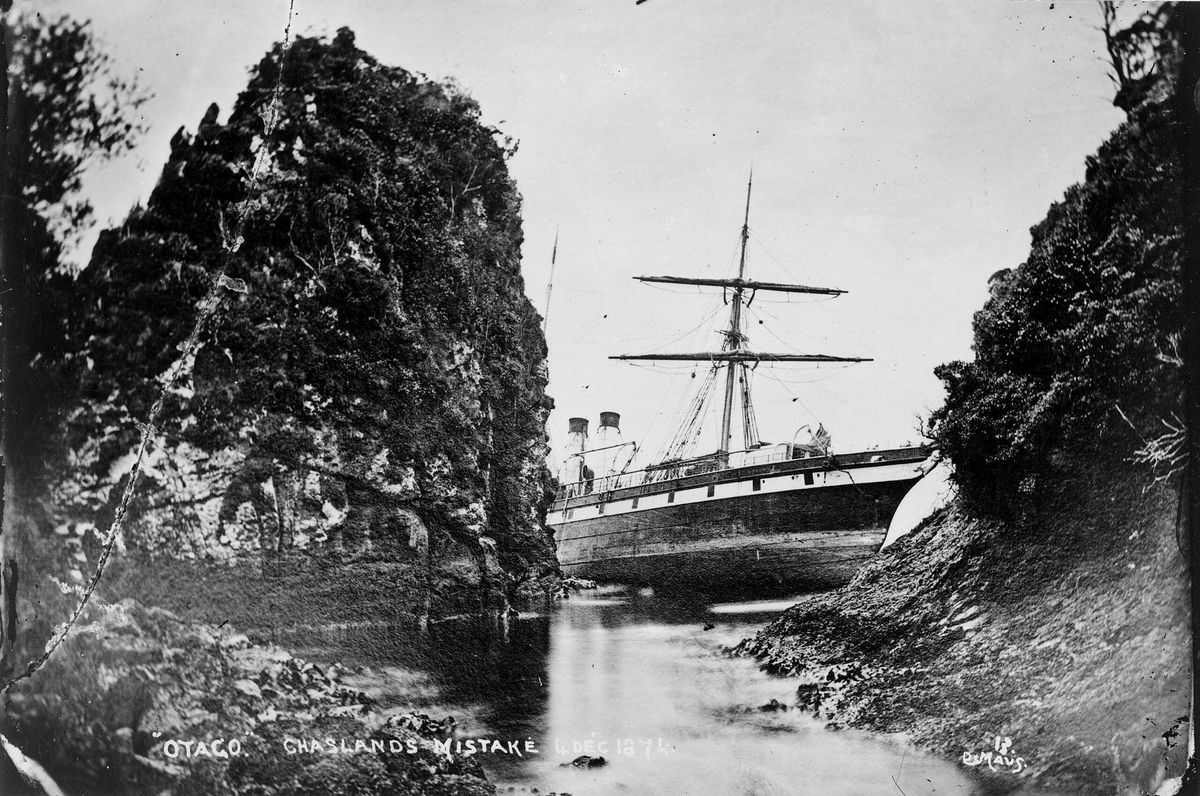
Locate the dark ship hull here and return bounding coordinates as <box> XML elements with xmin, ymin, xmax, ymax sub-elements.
<box><xmin>549</xmin><ymin>447</ymin><xmax>927</xmax><ymax>595</ymax></box>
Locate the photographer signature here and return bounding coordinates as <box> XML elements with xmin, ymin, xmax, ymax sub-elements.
<box><xmin>961</xmin><ymin>735</ymin><xmax>1027</xmax><ymax>774</ymax></box>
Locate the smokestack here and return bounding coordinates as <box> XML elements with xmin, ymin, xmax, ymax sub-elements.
<box><xmin>594</xmin><ymin>411</ymin><xmax>623</xmax><ymax>476</ymax></box>
<box><xmin>563</xmin><ymin>417</ymin><xmax>589</xmax><ymax>484</ymax></box>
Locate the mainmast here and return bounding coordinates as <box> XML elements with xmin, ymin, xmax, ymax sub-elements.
<box><xmin>717</xmin><ymin>173</ymin><xmax>754</xmax><ymax>463</ymax></box>
<box><xmin>612</xmin><ymin>173</ymin><xmax>870</xmax><ymax>470</ymax></box>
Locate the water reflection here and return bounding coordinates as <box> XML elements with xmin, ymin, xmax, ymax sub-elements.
<box><xmin>511</xmin><ymin>587</ymin><xmax>974</xmax><ymax>795</ymax></box>
<box><xmin>288</xmin><ymin>613</ymin><xmax>553</xmax><ymax>739</ymax></box>
<box><xmin>294</xmin><ymin>587</ymin><xmax>1060</xmax><ymax>795</ymax></box>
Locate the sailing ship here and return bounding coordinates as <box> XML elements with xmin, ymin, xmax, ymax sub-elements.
<box><xmin>548</xmin><ymin>176</ymin><xmax>931</xmax><ymax>594</ymax></box>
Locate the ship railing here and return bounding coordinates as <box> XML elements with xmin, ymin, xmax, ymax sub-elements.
<box><xmin>553</xmin><ymin>448</ymin><xmax>796</xmax><ymax>501</ymax></box>
<box><xmin>556</xmin><ymin>469</ymin><xmax>646</xmax><ymax>500</ymax></box>
<box><xmin>551</xmin><ymin>443</ymin><xmax>929</xmax><ymax>504</ymax></box>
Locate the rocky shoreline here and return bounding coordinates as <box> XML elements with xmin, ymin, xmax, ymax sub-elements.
<box><xmin>3</xmin><ymin>599</ymin><xmax>497</xmax><ymax>795</ymax></box>
<box><xmin>736</xmin><ymin>462</ymin><xmax>1188</xmax><ymax>795</ymax></box>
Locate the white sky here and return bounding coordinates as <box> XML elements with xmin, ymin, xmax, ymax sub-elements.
<box><xmin>47</xmin><ymin>0</ymin><xmax>1125</xmax><ymax>468</ymax></box>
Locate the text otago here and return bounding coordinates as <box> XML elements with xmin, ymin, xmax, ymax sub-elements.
<box><xmin>283</xmin><ymin>737</ymin><xmax>540</xmax><ymax>757</ymax></box>
<box><xmin>162</xmin><ymin>739</ymin><xmax>243</xmax><ymax>759</ymax></box>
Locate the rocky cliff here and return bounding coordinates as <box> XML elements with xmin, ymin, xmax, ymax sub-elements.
<box><xmin>739</xmin><ymin>7</ymin><xmax>1188</xmax><ymax>795</ymax></box>
<box><xmin>739</xmin><ymin>461</ymin><xmax>1187</xmax><ymax>794</ymax></box>
<box><xmin>2</xmin><ymin>26</ymin><xmax>559</xmax><ymax>794</ymax></box>
<box><xmin>44</xmin><ymin>28</ymin><xmax>557</xmax><ymax>624</ymax></box>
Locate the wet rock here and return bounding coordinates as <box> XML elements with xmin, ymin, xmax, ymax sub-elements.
<box><xmin>794</xmin><ymin>680</ymin><xmax>838</xmax><ymax>717</ymax></box>
<box><xmin>233</xmin><ymin>679</ymin><xmax>262</xmax><ymax>698</ymax></box>
<box><xmin>5</xmin><ymin>599</ymin><xmax>493</xmax><ymax>795</ymax></box>
<box><xmin>219</xmin><ymin>633</ymin><xmax>251</xmax><ymax>650</ymax></box>
<box><xmin>560</xmin><ymin>755</ymin><xmax>607</xmax><ymax>769</ymax></box>
<box><xmin>388</xmin><ymin>713</ymin><xmax>457</xmax><ymax>737</ymax></box>
<box><xmin>739</xmin><ymin>464</ymin><xmax>1191</xmax><ymax>794</ymax></box>
<box><xmin>552</xmin><ymin>577</ymin><xmax>598</xmax><ymax>599</ymax></box>
<box><xmin>758</xmin><ymin>698</ymin><xmax>789</xmax><ymax>712</ymax></box>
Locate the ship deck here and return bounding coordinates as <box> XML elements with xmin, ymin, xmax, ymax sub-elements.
<box><xmin>550</xmin><ymin>445</ymin><xmax>928</xmax><ymax>512</ymax></box>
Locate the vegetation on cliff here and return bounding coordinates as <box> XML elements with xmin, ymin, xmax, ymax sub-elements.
<box><xmin>742</xmin><ymin>6</ymin><xmax>1189</xmax><ymax>794</ymax></box>
<box><xmin>0</xmin><ymin>12</ymin><xmax>151</xmax><ymax>682</ymax></box>
<box><xmin>3</xmin><ymin>24</ymin><xmax>556</xmax><ymax>793</ymax></box>
<box><xmin>30</xmin><ymin>27</ymin><xmax>557</xmax><ymax>622</ymax></box>
<box><xmin>928</xmin><ymin>4</ymin><xmax>1183</xmax><ymax>514</ymax></box>
<box><xmin>1</xmin><ymin>14</ymin><xmax>148</xmax><ymax>515</ymax></box>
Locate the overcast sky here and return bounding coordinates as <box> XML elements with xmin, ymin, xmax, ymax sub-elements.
<box><xmin>49</xmin><ymin>0</ymin><xmax>1126</xmax><ymax>467</ymax></box>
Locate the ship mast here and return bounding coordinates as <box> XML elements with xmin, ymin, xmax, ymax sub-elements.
<box><xmin>717</xmin><ymin>173</ymin><xmax>754</xmax><ymax>464</ymax></box>
<box><xmin>542</xmin><ymin>227</ymin><xmax>559</xmax><ymax>334</ymax></box>
<box><xmin>611</xmin><ymin>173</ymin><xmax>870</xmax><ymax>471</ymax></box>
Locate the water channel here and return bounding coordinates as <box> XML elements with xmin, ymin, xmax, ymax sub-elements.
<box><xmin>289</xmin><ymin>583</ymin><xmax>1071</xmax><ymax>795</ymax></box>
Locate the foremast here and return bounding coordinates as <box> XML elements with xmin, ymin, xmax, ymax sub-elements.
<box><xmin>611</xmin><ymin>173</ymin><xmax>870</xmax><ymax>471</ymax></box>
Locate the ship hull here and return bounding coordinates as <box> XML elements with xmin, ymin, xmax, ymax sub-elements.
<box><xmin>549</xmin><ymin>451</ymin><xmax>925</xmax><ymax>595</ymax></box>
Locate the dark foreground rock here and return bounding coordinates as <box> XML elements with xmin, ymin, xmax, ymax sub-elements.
<box><xmin>3</xmin><ymin>599</ymin><xmax>493</xmax><ymax>795</ymax></box>
<box><xmin>737</xmin><ymin>463</ymin><xmax>1188</xmax><ymax>795</ymax></box>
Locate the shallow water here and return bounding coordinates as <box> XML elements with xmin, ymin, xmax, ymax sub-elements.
<box><xmin>295</xmin><ymin>587</ymin><xmax>1062</xmax><ymax>795</ymax></box>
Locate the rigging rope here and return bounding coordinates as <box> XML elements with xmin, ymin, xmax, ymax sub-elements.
<box><xmin>760</xmin><ymin>366</ymin><xmax>822</xmax><ymax>427</ymax></box>
<box><xmin>740</xmin><ymin>363</ymin><xmax>761</xmax><ymax>449</ymax></box>
<box><xmin>657</xmin><ymin>363</ymin><xmax>720</xmax><ymax>471</ymax></box>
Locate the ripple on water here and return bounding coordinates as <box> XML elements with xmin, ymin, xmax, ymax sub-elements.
<box><xmin>305</xmin><ymin>592</ymin><xmax>1016</xmax><ymax>795</ymax></box>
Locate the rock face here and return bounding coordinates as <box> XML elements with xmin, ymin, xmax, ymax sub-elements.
<box><xmin>4</xmin><ymin>599</ymin><xmax>495</xmax><ymax>795</ymax></box>
<box><xmin>739</xmin><ymin>463</ymin><xmax>1187</xmax><ymax>794</ymax></box>
<box><xmin>53</xmin><ymin>28</ymin><xmax>556</xmax><ymax>618</ymax></box>
<box><xmin>740</xmin><ymin>9</ymin><xmax>1188</xmax><ymax>795</ymax></box>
